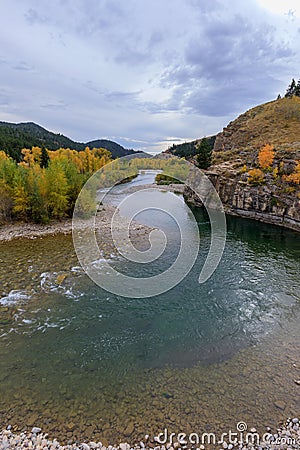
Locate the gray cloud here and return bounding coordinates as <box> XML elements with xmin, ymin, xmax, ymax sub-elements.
<box><xmin>25</xmin><ymin>7</ymin><xmax>49</xmax><ymax>25</ymax></box>
<box><xmin>115</xmin><ymin>47</ymin><xmax>151</xmax><ymax>66</ymax></box>
<box><xmin>0</xmin><ymin>93</ymin><xmax>9</xmax><ymax>107</ymax></box>
<box><xmin>0</xmin><ymin>0</ymin><xmax>299</xmax><ymax>152</ymax></box>
<box><xmin>104</xmin><ymin>90</ymin><xmax>140</xmax><ymax>102</ymax></box>
<box><xmin>12</xmin><ymin>61</ymin><xmax>34</xmax><ymax>71</ymax></box>
<box><xmin>160</xmin><ymin>12</ymin><xmax>296</xmax><ymax>117</ymax></box>
<box><xmin>40</xmin><ymin>100</ymin><xmax>68</xmax><ymax>110</ymax></box>
<box><xmin>0</xmin><ymin>58</ymin><xmax>34</xmax><ymax>72</ymax></box>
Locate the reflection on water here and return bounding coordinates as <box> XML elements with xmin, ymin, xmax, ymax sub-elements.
<box><xmin>0</xmin><ymin>179</ymin><xmax>299</xmax><ymax>444</ymax></box>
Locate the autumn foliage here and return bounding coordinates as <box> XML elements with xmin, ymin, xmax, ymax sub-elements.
<box><xmin>258</xmin><ymin>144</ymin><xmax>275</xmax><ymax>169</ymax></box>
<box><xmin>283</xmin><ymin>161</ymin><xmax>300</xmax><ymax>185</ymax></box>
<box><xmin>248</xmin><ymin>168</ymin><xmax>265</xmax><ymax>184</ymax></box>
<box><xmin>245</xmin><ymin>142</ymin><xmax>300</xmax><ymax>191</ymax></box>
<box><xmin>0</xmin><ymin>146</ymin><xmax>111</xmax><ymax>223</ymax></box>
<box><xmin>0</xmin><ymin>147</ymin><xmax>187</xmax><ymax>223</ymax></box>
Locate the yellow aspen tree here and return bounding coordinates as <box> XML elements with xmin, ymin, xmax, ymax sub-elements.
<box><xmin>258</xmin><ymin>144</ymin><xmax>275</xmax><ymax>169</ymax></box>
<box><xmin>13</xmin><ymin>170</ymin><xmax>29</xmax><ymax>219</ymax></box>
<box><xmin>46</xmin><ymin>161</ymin><xmax>69</xmax><ymax>218</ymax></box>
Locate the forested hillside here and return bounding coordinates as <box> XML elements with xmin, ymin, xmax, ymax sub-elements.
<box><xmin>165</xmin><ymin>135</ymin><xmax>216</xmax><ymax>158</ymax></box>
<box><xmin>0</xmin><ymin>121</ymin><xmax>139</xmax><ymax>161</ymax></box>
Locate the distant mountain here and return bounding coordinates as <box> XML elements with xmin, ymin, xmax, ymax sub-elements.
<box><xmin>0</xmin><ymin>121</ymin><xmax>145</xmax><ymax>160</ymax></box>
<box><xmin>85</xmin><ymin>139</ymin><xmax>136</xmax><ymax>158</ymax></box>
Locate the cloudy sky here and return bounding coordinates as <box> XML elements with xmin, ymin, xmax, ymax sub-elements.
<box><xmin>1</xmin><ymin>0</ymin><xmax>300</xmax><ymax>153</ymax></box>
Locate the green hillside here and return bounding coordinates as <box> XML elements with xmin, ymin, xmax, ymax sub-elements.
<box><xmin>0</xmin><ymin>121</ymin><xmax>142</xmax><ymax>161</ymax></box>
<box><xmin>165</xmin><ymin>135</ymin><xmax>216</xmax><ymax>159</ymax></box>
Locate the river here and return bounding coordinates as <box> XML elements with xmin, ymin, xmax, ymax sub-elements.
<box><xmin>0</xmin><ymin>171</ymin><xmax>299</xmax><ymax>444</ymax></box>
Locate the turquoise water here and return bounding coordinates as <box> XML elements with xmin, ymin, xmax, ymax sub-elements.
<box><xmin>0</xmin><ymin>174</ymin><xmax>299</xmax><ymax>444</ymax></box>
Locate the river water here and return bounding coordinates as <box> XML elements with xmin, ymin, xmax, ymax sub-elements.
<box><xmin>0</xmin><ymin>171</ymin><xmax>299</xmax><ymax>444</ymax></box>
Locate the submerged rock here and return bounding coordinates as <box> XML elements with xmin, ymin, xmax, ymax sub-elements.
<box><xmin>124</xmin><ymin>423</ymin><xmax>135</xmax><ymax>437</ymax></box>
<box><xmin>0</xmin><ymin>306</ymin><xmax>17</xmax><ymax>325</ymax></box>
<box><xmin>274</xmin><ymin>400</ymin><xmax>286</xmax><ymax>410</ymax></box>
<box><xmin>56</xmin><ymin>273</ymin><xmax>68</xmax><ymax>285</ymax></box>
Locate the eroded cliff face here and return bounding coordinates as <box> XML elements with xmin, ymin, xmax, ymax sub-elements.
<box><xmin>184</xmin><ymin>161</ymin><xmax>300</xmax><ymax>232</ymax></box>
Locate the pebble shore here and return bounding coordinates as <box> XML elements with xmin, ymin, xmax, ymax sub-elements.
<box><xmin>1</xmin><ymin>419</ymin><xmax>300</xmax><ymax>450</ymax></box>
<box><xmin>0</xmin><ymin>204</ymin><xmax>149</xmax><ymax>243</ymax></box>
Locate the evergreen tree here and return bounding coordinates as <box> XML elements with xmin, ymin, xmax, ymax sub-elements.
<box><xmin>196</xmin><ymin>138</ymin><xmax>212</xmax><ymax>169</ymax></box>
<box><xmin>40</xmin><ymin>146</ymin><xmax>50</xmax><ymax>168</ymax></box>
<box><xmin>285</xmin><ymin>78</ymin><xmax>297</xmax><ymax>97</ymax></box>
<box><xmin>295</xmin><ymin>79</ymin><xmax>300</xmax><ymax>97</ymax></box>
<box><xmin>277</xmin><ymin>94</ymin><xmax>281</xmax><ymax>100</ymax></box>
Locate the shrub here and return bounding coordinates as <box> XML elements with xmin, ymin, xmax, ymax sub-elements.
<box><xmin>155</xmin><ymin>173</ymin><xmax>183</xmax><ymax>185</ymax></box>
<box><xmin>283</xmin><ymin>161</ymin><xmax>300</xmax><ymax>184</ymax></box>
<box><xmin>273</xmin><ymin>167</ymin><xmax>279</xmax><ymax>179</ymax></box>
<box><xmin>248</xmin><ymin>168</ymin><xmax>265</xmax><ymax>184</ymax></box>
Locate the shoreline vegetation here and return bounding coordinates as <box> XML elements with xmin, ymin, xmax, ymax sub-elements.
<box><xmin>1</xmin><ymin>136</ymin><xmax>299</xmax><ymax>234</ymax></box>
<box><xmin>0</xmin><ymin>183</ymin><xmax>184</xmax><ymax>242</ymax></box>
<box><xmin>0</xmin><ymin>146</ymin><xmax>112</xmax><ymax>225</ymax></box>
<box><xmin>0</xmin><ymin>146</ymin><xmax>185</xmax><ymax>227</ymax></box>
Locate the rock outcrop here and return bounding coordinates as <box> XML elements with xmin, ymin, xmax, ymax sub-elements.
<box><xmin>184</xmin><ymin>165</ymin><xmax>300</xmax><ymax>232</ymax></box>
<box><xmin>184</xmin><ymin>96</ymin><xmax>300</xmax><ymax>232</ymax></box>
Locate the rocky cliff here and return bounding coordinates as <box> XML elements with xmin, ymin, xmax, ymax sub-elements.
<box><xmin>185</xmin><ymin>97</ymin><xmax>300</xmax><ymax>232</ymax></box>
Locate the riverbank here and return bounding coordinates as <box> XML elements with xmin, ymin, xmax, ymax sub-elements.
<box><xmin>0</xmin><ymin>204</ymin><xmax>156</xmax><ymax>275</ymax></box>
<box><xmin>0</xmin><ymin>219</ymin><xmax>73</xmax><ymax>242</ymax></box>
<box><xmin>1</xmin><ymin>418</ymin><xmax>300</xmax><ymax>449</ymax></box>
